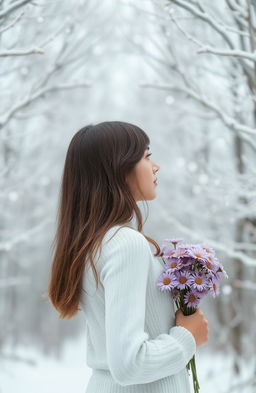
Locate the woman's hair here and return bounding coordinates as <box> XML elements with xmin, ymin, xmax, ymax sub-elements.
<box><xmin>47</xmin><ymin>121</ymin><xmax>161</xmax><ymax>319</ymax></box>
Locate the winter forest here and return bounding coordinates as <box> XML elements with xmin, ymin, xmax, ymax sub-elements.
<box><xmin>1</xmin><ymin>0</ymin><xmax>256</xmax><ymax>392</ymax></box>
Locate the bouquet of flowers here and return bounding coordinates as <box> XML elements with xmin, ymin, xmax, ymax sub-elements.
<box><xmin>156</xmin><ymin>238</ymin><xmax>228</xmax><ymax>393</ymax></box>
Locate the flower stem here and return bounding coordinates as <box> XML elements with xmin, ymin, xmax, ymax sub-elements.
<box><xmin>188</xmin><ymin>355</ymin><xmax>200</xmax><ymax>393</ymax></box>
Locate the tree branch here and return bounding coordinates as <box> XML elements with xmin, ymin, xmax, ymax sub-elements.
<box><xmin>157</xmin><ymin>213</ymin><xmax>256</xmax><ymax>267</ymax></box>
<box><xmin>169</xmin><ymin>0</ymin><xmax>255</xmax><ymax>82</ymax></box>
<box><xmin>0</xmin><ymin>0</ymin><xmax>32</xmax><ymax>19</ymax></box>
<box><xmin>0</xmin><ymin>47</ymin><xmax>44</xmax><ymax>57</ymax></box>
<box><xmin>0</xmin><ymin>81</ymin><xmax>92</xmax><ymax>128</ymax></box>
<box><xmin>169</xmin><ymin>10</ymin><xmax>256</xmax><ymax>62</ymax></box>
<box><xmin>197</xmin><ymin>46</ymin><xmax>256</xmax><ymax>62</ymax></box>
<box><xmin>0</xmin><ymin>11</ymin><xmax>24</xmax><ymax>34</ymax></box>
<box><xmin>140</xmin><ymin>81</ymin><xmax>256</xmax><ymax>140</ymax></box>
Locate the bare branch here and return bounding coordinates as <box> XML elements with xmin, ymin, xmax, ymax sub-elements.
<box><xmin>169</xmin><ymin>0</ymin><xmax>255</xmax><ymax>80</ymax></box>
<box><xmin>140</xmin><ymin>81</ymin><xmax>256</xmax><ymax>138</ymax></box>
<box><xmin>169</xmin><ymin>0</ymin><xmax>234</xmax><ymax>47</ymax></box>
<box><xmin>157</xmin><ymin>213</ymin><xmax>256</xmax><ymax>267</ymax></box>
<box><xmin>232</xmin><ymin>279</ymin><xmax>256</xmax><ymax>291</ymax></box>
<box><xmin>197</xmin><ymin>46</ymin><xmax>256</xmax><ymax>62</ymax></box>
<box><xmin>226</xmin><ymin>0</ymin><xmax>250</xmax><ymax>29</ymax></box>
<box><xmin>169</xmin><ymin>8</ymin><xmax>256</xmax><ymax>62</ymax></box>
<box><xmin>226</xmin><ymin>0</ymin><xmax>249</xmax><ymax>19</ymax></box>
<box><xmin>0</xmin><ymin>0</ymin><xmax>32</xmax><ymax>19</ymax></box>
<box><xmin>0</xmin><ymin>11</ymin><xmax>24</xmax><ymax>34</ymax></box>
<box><xmin>0</xmin><ymin>217</ymin><xmax>52</xmax><ymax>251</ymax></box>
<box><xmin>232</xmin><ymin>242</ymin><xmax>256</xmax><ymax>251</ymax></box>
<box><xmin>0</xmin><ymin>47</ymin><xmax>45</xmax><ymax>57</ymax></box>
<box><xmin>0</xmin><ymin>81</ymin><xmax>92</xmax><ymax>128</ymax></box>
<box><xmin>39</xmin><ymin>21</ymin><xmax>67</xmax><ymax>49</ymax></box>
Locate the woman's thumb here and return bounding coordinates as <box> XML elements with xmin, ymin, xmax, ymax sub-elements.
<box><xmin>175</xmin><ymin>309</ymin><xmax>183</xmax><ymax>318</ymax></box>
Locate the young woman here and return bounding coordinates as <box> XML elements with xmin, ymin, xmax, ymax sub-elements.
<box><xmin>48</xmin><ymin>121</ymin><xmax>208</xmax><ymax>393</ymax></box>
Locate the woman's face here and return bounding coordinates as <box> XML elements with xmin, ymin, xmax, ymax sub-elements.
<box><xmin>125</xmin><ymin>148</ymin><xmax>160</xmax><ymax>201</ymax></box>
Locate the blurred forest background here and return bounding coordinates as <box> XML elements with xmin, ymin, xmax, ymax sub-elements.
<box><xmin>1</xmin><ymin>0</ymin><xmax>256</xmax><ymax>392</ymax></box>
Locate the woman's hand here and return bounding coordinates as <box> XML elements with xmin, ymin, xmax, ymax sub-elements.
<box><xmin>175</xmin><ymin>308</ymin><xmax>209</xmax><ymax>347</ymax></box>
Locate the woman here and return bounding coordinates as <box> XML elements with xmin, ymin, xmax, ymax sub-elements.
<box><xmin>48</xmin><ymin>121</ymin><xmax>208</xmax><ymax>393</ymax></box>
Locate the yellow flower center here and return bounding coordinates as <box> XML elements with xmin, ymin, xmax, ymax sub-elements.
<box><xmin>163</xmin><ymin>277</ymin><xmax>171</xmax><ymax>285</ymax></box>
<box><xmin>195</xmin><ymin>253</ymin><xmax>203</xmax><ymax>258</ymax></box>
<box><xmin>188</xmin><ymin>294</ymin><xmax>196</xmax><ymax>302</ymax></box>
<box><xmin>195</xmin><ymin>277</ymin><xmax>203</xmax><ymax>285</ymax></box>
<box><xmin>171</xmin><ymin>262</ymin><xmax>177</xmax><ymax>268</ymax></box>
<box><xmin>179</xmin><ymin>277</ymin><xmax>187</xmax><ymax>284</ymax></box>
<box><xmin>206</xmin><ymin>262</ymin><xmax>212</xmax><ymax>269</ymax></box>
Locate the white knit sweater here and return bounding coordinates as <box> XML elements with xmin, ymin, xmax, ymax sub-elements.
<box><xmin>80</xmin><ymin>224</ymin><xmax>196</xmax><ymax>393</ymax></box>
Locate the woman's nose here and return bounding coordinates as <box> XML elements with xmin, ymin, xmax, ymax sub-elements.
<box><xmin>153</xmin><ymin>161</ymin><xmax>160</xmax><ymax>172</ymax></box>
<box><xmin>156</xmin><ymin>163</ymin><xmax>160</xmax><ymax>171</ymax></box>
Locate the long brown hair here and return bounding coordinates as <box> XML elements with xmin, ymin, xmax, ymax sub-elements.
<box><xmin>47</xmin><ymin>121</ymin><xmax>161</xmax><ymax>319</ymax></box>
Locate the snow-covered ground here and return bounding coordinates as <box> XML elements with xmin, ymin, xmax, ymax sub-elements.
<box><xmin>0</xmin><ymin>336</ymin><xmax>254</xmax><ymax>393</ymax></box>
<box><xmin>0</xmin><ymin>336</ymin><xmax>91</xmax><ymax>393</ymax></box>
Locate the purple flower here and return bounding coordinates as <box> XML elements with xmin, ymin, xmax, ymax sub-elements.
<box><xmin>209</xmin><ymin>278</ymin><xmax>220</xmax><ymax>297</ymax></box>
<box><xmin>166</xmin><ymin>257</ymin><xmax>182</xmax><ymax>272</ymax></box>
<box><xmin>157</xmin><ymin>237</ymin><xmax>228</xmax><ymax>311</ymax></box>
<box><xmin>188</xmin><ymin>246</ymin><xmax>208</xmax><ymax>262</ymax></box>
<box><xmin>191</xmin><ymin>273</ymin><xmax>208</xmax><ymax>291</ymax></box>
<box><xmin>162</xmin><ymin>248</ymin><xmax>176</xmax><ymax>261</ymax></box>
<box><xmin>171</xmin><ymin>288</ymin><xmax>180</xmax><ymax>300</ymax></box>
<box><xmin>201</xmin><ymin>257</ymin><xmax>219</xmax><ymax>273</ymax></box>
<box><xmin>216</xmin><ymin>264</ymin><xmax>229</xmax><ymax>279</ymax></box>
<box><xmin>201</xmin><ymin>245</ymin><xmax>215</xmax><ymax>256</ymax></box>
<box><xmin>194</xmin><ymin>288</ymin><xmax>209</xmax><ymax>299</ymax></box>
<box><xmin>184</xmin><ymin>291</ymin><xmax>200</xmax><ymax>307</ymax></box>
<box><xmin>160</xmin><ymin>245</ymin><xmax>167</xmax><ymax>254</ymax></box>
<box><xmin>173</xmin><ymin>247</ymin><xmax>191</xmax><ymax>259</ymax></box>
<box><xmin>179</xmin><ymin>256</ymin><xmax>195</xmax><ymax>268</ymax></box>
<box><xmin>164</xmin><ymin>238</ymin><xmax>184</xmax><ymax>245</ymax></box>
<box><xmin>174</xmin><ymin>270</ymin><xmax>193</xmax><ymax>290</ymax></box>
<box><xmin>156</xmin><ymin>272</ymin><xmax>178</xmax><ymax>292</ymax></box>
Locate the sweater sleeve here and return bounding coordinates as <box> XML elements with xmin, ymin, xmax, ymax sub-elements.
<box><xmin>100</xmin><ymin>227</ymin><xmax>196</xmax><ymax>386</ymax></box>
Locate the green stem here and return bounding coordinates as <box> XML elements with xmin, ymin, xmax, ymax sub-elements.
<box><xmin>188</xmin><ymin>355</ymin><xmax>200</xmax><ymax>393</ymax></box>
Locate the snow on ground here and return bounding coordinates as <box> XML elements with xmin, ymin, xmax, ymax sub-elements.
<box><xmin>0</xmin><ymin>336</ymin><xmax>91</xmax><ymax>393</ymax></box>
<box><xmin>0</xmin><ymin>336</ymin><xmax>254</xmax><ymax>393</ymax></box>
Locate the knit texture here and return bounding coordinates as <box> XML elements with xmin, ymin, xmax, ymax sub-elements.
<box><xmin>80</xmin><ymin>225</ymin><xmax>196</xmax><ymax>393</ymax></box>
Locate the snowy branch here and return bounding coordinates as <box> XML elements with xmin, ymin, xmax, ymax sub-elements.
<box><xmin>157</xmin><ymin>213</ymin><xmax>256</xmax><ymax>267</ymax></box>
<box><xmin>232</xmin><ymin>242</ymin><xmax>256</xmax><ymax>251</ymax></box>
<box><xmin>232</xmin><ymin>279</ymin><xmax>256</xmax><ymax>291</ymax></box>
<box><xmin>197</xmin><ymin>46</ymin><xmax>256</xmax><ymax>62</ymax></box>
<box><xmin>169</xmin><ymin>11</ymin><xmax>256</xmax><ymax>62</ymax></box>
<box><xmin>0</xmin><ymin>81</ymin><xmax>92</xmax><ymax>128</ymax></box>
<box><xmin>0</xmin><ymin>0</ymin><xmax>32</xmax><ymax>19</ymax></box>
<box><xmin>0</xmin><ymin>11</ymin><xmax>24</xmax><ymax>34</ymax></box>
<box><xmin>168</xmin><ymin>0</ymin><xmax>235</xmax><ymax>47</ymax></box>
<box><xmin>140</xmin><ymin>81</ymin><xmax>256</xmax><ymax>150</ymax></box>
<box><xmin>0</xmin><ymin>219</ymin><xmax>52</xmax><ymax>251</ymax></box>
<box><xmin>0</xmin><ymin>47</ymin><xmax>45</xmax><ymax>57</ymax></box>
<box><xmin>168</xmin><ymin>0</ymin><xmax>255</xmax><ymax>81</ymax></box>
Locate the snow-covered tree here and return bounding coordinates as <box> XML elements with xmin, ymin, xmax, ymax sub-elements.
<box><xmin>0</xmin><ymin>0</ymin><xmax>114</xmax><ymax>357</ymax></box>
